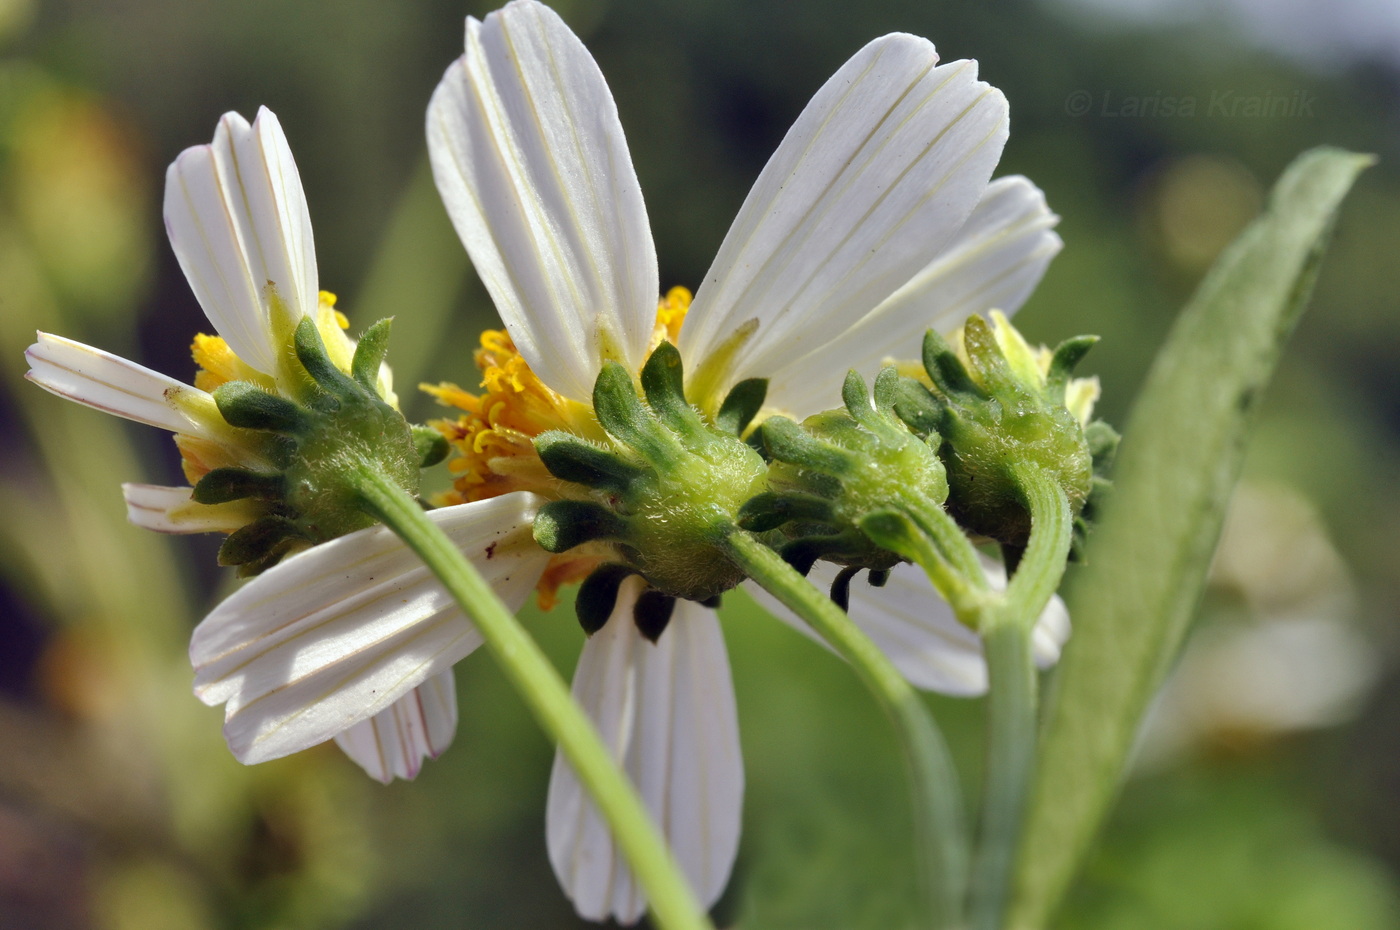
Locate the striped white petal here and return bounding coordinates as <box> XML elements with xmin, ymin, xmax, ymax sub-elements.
<box><xmin>427</xmin><ymin>0</ymin><xmax>658</xmax><ymax>403</ymax></box>
<box><xmin>679</xmin><ymin>34</ymin><xmax>1008</xmax><ymax>402</ymax></box>
<box><xmin>192</xmin><ymin>493</ymin><xmax>550</xmax><ymax>765</ymax></box>
<box><xmin>748</xmin><ymin>557</ymin><xmax>1070</xmax><ymax>697</ymax></box>
<box><xmin>122</xmin><ymin>483</ymin><xmax>262</xmax><ymax>535</ymax></box>
<box><xmin>334</xmin><ymin>670</ymin><xmax>458</xmax><ymax>784</ymax></box>
<box><xmin>164</xmin><ymin>106</ymin><xmax>318</xmax><ymax>376</ymax></box>
<box><xmin>547</xmin><ymin>582</ymin><xmax>742</xmax><ymax>924</ymax></box>
<box><xmin>25</xmin><ymin>333</ymin><xmax>216</xmax><ymax>437</ymax></box>
<box><xmin>763</xmin><ymin>176</ymin><xmax>1062</xmax><ymax>418</ymax></box>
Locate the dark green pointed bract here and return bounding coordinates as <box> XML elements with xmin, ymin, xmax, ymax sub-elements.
<box><xmin>543</xmin><ymin>341</ymin><xmax>769</xmax><ymax>607</ymax></box>
<box><xmin>901</xmin><ymin>315</ymin><xmax>1104</xmax><ymax>548</ymax></box>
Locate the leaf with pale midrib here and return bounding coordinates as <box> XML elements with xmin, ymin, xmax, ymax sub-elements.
<box><xmin>1009</xmin><ymin>146</ymin><xmax>1374</xmax><ymax>930</ymax></box>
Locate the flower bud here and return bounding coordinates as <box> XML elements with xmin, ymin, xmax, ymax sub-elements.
<box><xmin>907</xmin><ymin>312</ymin><xmax>1102</xmax><ymax>547</ymax></box>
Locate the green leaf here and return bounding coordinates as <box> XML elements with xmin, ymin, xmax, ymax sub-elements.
<box><xmin>1010</xmin><ymin>147</ymin><xmax>1372</xmax><ymax>928</ymax></box>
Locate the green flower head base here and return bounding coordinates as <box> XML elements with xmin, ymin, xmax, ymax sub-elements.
<box><xmin>197</xmin><ymin>316</ymin><xmax>440</xmax><ymax>575</ymax></box>
<box><xmin>741</xmin><ymin>367</ymin><xmax>950</xmax><ymax>601</ymax></box>
<box><xmin>530</xmin><ymin>341</ymin><xmax>770</xmax><ymax>636</ymax></box>
<box><xmin>899</xmin><ymin>312</ymin><xmax>1109</xmax><ymax>549</ymax></box>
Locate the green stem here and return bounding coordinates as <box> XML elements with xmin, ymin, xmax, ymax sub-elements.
<box><xmin>1001</xmin><ymin>463</ymin><xmax>1074</xmax><ymax>633</ymax></box>
<box><xmin>905</xmin><ymin>494</ymin><xmax>990</xmax><ymax>589</ymax></box>
<box><xmin>968</xmin><ymin>623</ymin><xmax>1036</xmax><ymax>930</ymax></box>
<box><xmin>353</xmin><ymin>470</ymin><xmax>713</xmax><ymax>930</ymax></box>
<box><xmin>968</xmin><ymin>463</ymin><xmax>1072</xmax><ymax>930</ymax></box>
<box><xmin>721</xmin><ymin>528</ymin><xmax>969</xmax><ymax>930</ymax></box>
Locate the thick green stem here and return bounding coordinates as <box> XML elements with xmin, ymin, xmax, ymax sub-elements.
<box><xmin>721</xmin><ymin>529</ymin><xmax>969</xmax><ymax>930</ymax></box>
<box><xmin>968</xmin><ymin>463</ymin><xmax>1072</xmax><ymax>930</ymax></box>
<box><xmin>353</xmin><ymin>470</ymin><xmax>713</xmax><ymax>930</ymax></box>
<box><xmin>968</xmin><ymin>623</ymin><xmax>1037</xmax><ymax>930</ymax></box>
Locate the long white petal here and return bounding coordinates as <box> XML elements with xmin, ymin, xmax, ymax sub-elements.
<box><xmin>763</xmin><ymin>176</ymin><xmax>1062</xmax><ymax>418</ymax></box>
<box><xmin>25</xmin><ymin>333</ymin><xmax>216</xmax><ymax>437</ymax></box>
<box><xmin>191</xmin><ymin>493</ymin><xmax>551</xmax><ymax>765</ymax></box>
<box><xmin>334</xmin><ymin>670</ymin><xmax>458</xmax><ymax>783</ymax></box>
<box><xmin>122</xmin><ymin>483</ymin><xmax>261</xmax><ymax>535</ymax></box>
<box><xmin>747</xmin><ymin>557</ymin><xmax>1070</xmax><ymax>697</ymax></box>
<box><xmin>427</xmin><ymin>0</ymin><xmax>658</xmax><ymax>403</ymax></box>
<box><xmin>547</xmin><ymin>582</ymin><xmax>742</xmax><ymax>924</ymax></box>
<box><xmin>164</xmin><ymin>106</ymin><xmax>318</xmax><ymax>375</ymax></box>
<box><xmin>680</xmin><ymin>34</ymin><xmax>1008</xmax><ymax>401</ymax></box>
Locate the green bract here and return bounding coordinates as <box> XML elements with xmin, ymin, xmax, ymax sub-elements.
<box><xmin>744</xmin><ymin>368</ymin><xmax>950</xmax><ymax>598</ymax></box>
<box><xmin>899</xmin><ymin>315</ymin><xmax>1100</xmax><ymax>549</ymax></box>
<box><xmin>194</xmin><ymin>317</ymin><xmax>427</xmax><ymax>575</ymax></box>
<box><xmin>531</xmin><ymin>342</ymin><xmax>770</xmax><ymax>636</ymax></box>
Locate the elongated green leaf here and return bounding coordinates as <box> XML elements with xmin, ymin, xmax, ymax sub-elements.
<box><xmin>1010</xmin><ymin>147</ymin><xmax>1372</xmax><ymax>929</ymax></box>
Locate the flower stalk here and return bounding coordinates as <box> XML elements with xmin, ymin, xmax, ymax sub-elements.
<box><xmin>352</xmin><ymin>467</ymin><xmax>714</xmax><ymax>930</ymax></box>
<box><xmin>967</xmin><ymin>461</ymin><xmax>1073</xmax><ymax>930</ymax></box>
<box><xmin>720</xmin><ymin>529</ymin><xmax>970</xmax><ymax>930</ymax></box>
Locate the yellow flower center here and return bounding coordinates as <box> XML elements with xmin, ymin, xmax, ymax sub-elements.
<box><xmin>425</xmin><ymin>286</ymin><xmax>692</xmax><ymax>609</ymax></box>
<box><xmin>178</xmin><ymin>291</ymin><xmax>383</xmax><ymax>484</ymax></box>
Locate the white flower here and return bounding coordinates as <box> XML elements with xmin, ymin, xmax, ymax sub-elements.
<box><xmin>419</xmin><ymin>1</ymin><xmax>1068</xmax><ymax>920</ymax></box>
<box><xmin>23</xmin><ymin>107</ymin><xmax>450</xmax><ymax>784</ymax></box>
<box><xmin>165</xmin><ymin>1</ymin><xmax>1069</xmax><ymax>923</ymax></box>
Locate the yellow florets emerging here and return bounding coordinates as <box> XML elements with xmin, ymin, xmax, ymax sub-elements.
<box><xmin>426</xmin><ymin>287</ymin><xmax>694</xmax><ymax>608</ymax></box>
<box><xmin>178</xmin><ymin>291</ymin><xmax>390</xmax><ymax>486</ymax></box>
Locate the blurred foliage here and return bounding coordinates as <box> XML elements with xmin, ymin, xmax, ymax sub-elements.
<box><xmin>1</xmin><ymin>0</ymin><xmax>1398</xmax><ymax>928</ymax></box>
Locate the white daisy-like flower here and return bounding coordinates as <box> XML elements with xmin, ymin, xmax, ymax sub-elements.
<box><xmin>417</xmin><ymin>1</ymin><xmax>1067</xmax><ymax>920</ymax></box>
<box><xmin>23</xmin><ymin>107</ymin><xmax>467</xmax><ymax>784</ymax></box>
<box><xmin>104</xmin><ymin>1</ymin><xmax>1070</xmax><ymax>922</ymax></box>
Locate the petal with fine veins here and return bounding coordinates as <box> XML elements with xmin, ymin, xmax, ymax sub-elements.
<box><xmin>427</xmin><ymin>0</ymin><xmax>658</xmax><ymax>403</ymax></box>
<box><xmin>547</xmin><ymin>582</ymin><xmax>743</xmax><ymax>924</ymax></box>
<box><xmin>763</xmin><ymin>176</ymin><xmax>1062</xmax><ymax>419</ymax></box>
<box><xmin>25</xmin><ymin>333</ymin><xmax>217</xmax><ymax>437</ymax></box>
<box><xmin>192</xmin><ymin>493</ymin><xmax>550</xmax><ymax>765</ymax></box>
<box><xmin>335</xmin><ymin>670</ymin><xmax>458</xmax><ymax>784</ymax></box>
<box><xmin>680</xmin><ymin>34</ymin><xmax>1008</xmax><ymax>403</ymax></box>
<box><xmin>164</xmin><ymin>107</ymin><xmax>318</xmax><ymax>376</ymax></box>
<box><xmin>746</xmin><ymin>557</ymin><xmax>1070</xmax><ymax>697</ymax></box>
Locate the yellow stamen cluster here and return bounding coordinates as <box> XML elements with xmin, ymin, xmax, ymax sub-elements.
<box><xmin>426</xmin><ymin>287</ymin><xmax>693</xmax><ymax>608</ymax></box>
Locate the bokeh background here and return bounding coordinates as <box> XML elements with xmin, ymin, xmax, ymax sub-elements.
<box><xmin>1</xmin><ymin>0</ymin><xmax>1398</xmax><ymax>927</ymax></box>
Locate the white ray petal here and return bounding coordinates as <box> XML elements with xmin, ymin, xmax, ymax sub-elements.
<box><xmin>763</xmin><ymin>176</ymin><xmax>1062</xmax><ymax>418</ymax></box>
<box><xmin>122</xmin><ymin>483</ymin><xmax>261</xmax><ymax>535</ymax></box>
<box><xmin>747</xmin><ymin>556</ymin><xmax>1070</xmax><ymax>697</ymax></box>
<box><xmin>547</xmin><ymin>582</ymin><xmax>742</xmax><ymax>924</ymax></box>
<box><xmin>191</xmin><ymin>493</ymin><xmax>551</xmax><ymax>765</ymax></box>
<box><xmin>427</xmin><ymin>0</ymin><xmax>658</xmax><ymax>403</ymax></box>
<box><xmin>680</xmin><ymin>34</ymin><xmax>1008</xmax><ymax>402</ymax></box>
<box><xmin>164</xmin><ymin>106</ymin><xmax>318</xmax><ymax>375</ymax></box>
<box><xmin>25</xmin><ymin>333</ymin><xmax>216</xmax><ymax>437</ymax></box>
<box><xmin>335</xmin><ymin>670</ymin><xmax>459</xmax><ymax>783</ymax></box>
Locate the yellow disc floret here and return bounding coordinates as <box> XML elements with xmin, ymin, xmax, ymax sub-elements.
<box><xmin>426</xmin><ymin>289</ymin><xmax>694</xmax><ymax>608</ymax></box>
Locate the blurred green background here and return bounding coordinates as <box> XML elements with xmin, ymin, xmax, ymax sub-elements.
<box><xmin>1</xmin><ymin>0</ymin><xmax>1398</xmax><ymax>927</ymax></box>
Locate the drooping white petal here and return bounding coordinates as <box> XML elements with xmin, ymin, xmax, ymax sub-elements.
<box><xmin>192</xmin><ymin>493</ymin><xmax>550</xmax><ymax>765</ymax></box>
<box><xmin>334</xmin><ymin>670</ymin><xmax>458</xmax><ymax>784</ymax></box>
<box><xmin>164</xmin><ymin>106</ymin><xmax>318</xmax><ymax>375</ymax></box>
<box><xmin>427</xmin><ymin>0</ymin><xmax>658</xmax><ymax>403</ymax></box>
<box><xmin>25</xmin><ymin>333</ymin><xmax>217</xmax><ymax>437</ymax></box>
<box><xmin>747</xmin><ymin>557</ymin><xmax>1070</xmax><ymax>697</ymax></box>
<box><xmin>122</xmin><ymin>483</ymin><xmax>261</xmax><ymax>535</ymax></box>
<box><xmin>763</xmin><ymin>176</ymin><xmax>1062</xmax><ymax>418</ymax></box>
<box><xmin>547</xmin><ymin>582</ymin><xmax>742</xmax><ymax>924</ymax></box>
<box><xmin>680</xmin><ymin>34</ymin><xmax>1009</xmax><ymax>402</ymax></box>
